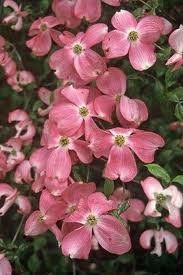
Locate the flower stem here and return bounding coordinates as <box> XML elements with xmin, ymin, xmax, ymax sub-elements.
<box><xmin>11</xmin><ymin>216</ymin><xmax>25</xmax><ymax>245</ymax></box>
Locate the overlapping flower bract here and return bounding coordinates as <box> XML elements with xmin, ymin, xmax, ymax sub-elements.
<box><xmin>0</xmin><ymin>0</ymin><xmax>183</xmax><ymax>273</ymax></box>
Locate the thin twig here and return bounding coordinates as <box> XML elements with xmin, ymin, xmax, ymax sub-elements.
<box><xmin>138</xmin><ymin>0</ymin><xmax>152</xmax><ymax>9</ymax></box>
<box><xmin>11</xmin><ymin>216</ymin><xmax>25</xmax><ymax>245</ymax></box>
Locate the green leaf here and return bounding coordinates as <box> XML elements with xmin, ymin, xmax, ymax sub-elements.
<box><xmin>104</xmin><ymin>179</ymin><xmax>114</xmax><ymax>197</ymax></box>
<box><xmin>145</xmin><ymin>163</ymin><xmax>171</xmax><ymax>185</ymax></box>
<box><xmin>167</xmin><ymin>87</ymin><xmax>183</xmax><ymax>102</ymax></box>
<box><xmin>172</xmin><ymin>175</ymin><xmax>183</xmax><ymax>185</ymax></box>
<box><xmin>28</xmin><ymin>254</ymin><xmax>41</xmax><ymax>273</ymax></box>
<box><xmin>175</xmin><ymin>103</ymin><xmax>183</xmax><ymax>120</ymax></box>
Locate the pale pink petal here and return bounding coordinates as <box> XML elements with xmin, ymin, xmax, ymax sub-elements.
<box><xmin>71</xmin><ymin>140</ymin><xmax>93</xmax><ymax>163</ymax></box>
<box><xmin>52</xmin><ymin>0</ymin><xmax>81</xmax><ymax>28</ymax></box>
<box><xmin>46</xmin><ymin>148</ymin><xmax>71</xmax><ymax>181</ymax></box>
<box><xmin>74</xmin><ymin>49</ymin><xmax>106</xmax><ymax>81</ymax></box>
<box><xmin>0</xmin><ymin>254</ymin><xmax>12</xmax><ymax>275</ymax></box>
<box><xmin>62</xmin><ymin>226</ymin><xmax>92</xmax><ymax>259</ymax></box>
<box><xmin>4</xmin><ymin>0</ymin><xmax>19</xmax><ymax>11</ymax></box>
<box><xmin>49</xmin><ymin>48</ymin><xmax>74</xmax><ymax>79</ymax></box>
<box><xmin>127</xmin><ymin>131</ymin><xmax>165</xmax><ymax>163</ymax></box>
<box><xmin>104</xmin><ymin>145</ymin><xmax>137</xmax><ymax>182</ymax></box>
<box><xmin>165</xmin><ymin>205</ymin><xmax>182</xmax><ymax>228</ymax></box>
<box><xmin>15</xmin><ymin>195</ymin><xmax>31</xmax><ymax>215</ymax></box>
<box><xmin>14</xmin><ymin>160</ymin><xmax>32</xmax><ymax>183</ymax></box>
<box><xmin>166</xmin><ymin>53</ymin><xmax>182</xmax><ymax>66</ymax></box>
<box><xmin>61</xmin><ymin>182</ymin><xmax>96</xmax><ymax>205</ymax></box>
<box><xmin>88</xmin><ymin>192</ymin><xmax>114</xmax><ymax>215</ymax></box>
<box><xmin>164</xmin><ymin>185</ymin><xmax>183</xmax><ymax>208</ymax></box>
<box><xmin>96</xmin><ymin>67</ymin><xmax>127</xmax><ymax>96</ymax></box>
<box><xmin>137</xmin><ymin>16</ymin><xmax>164</xmax><ymax>43</ymax></box>
<box><xmin>26</xmin><ymin>32</ymin><xmax>52</xmax><ymax>56</ymax></box>
<box><xmin>144</xmin><ymin>200</ymin><xmax>161</xmax><ymax>217</ymax></box>
<box><xmin>94</xmin><ymin>215</ymin><xmax>131</xmax><ymax>254</ymax></box>
<box><xmin>30</xmin><ymin>147</ymin><xmax>50</xmax><ymax>173</ymax></box>
<box><xmin>160</xmin><ymin>17</ymin><xmax>172</xmax><ymax>35</ymax></box>
<box><xmin>111</xmin><ymin>10</ymin><xmax>137</xmax><ymax>31</ymax></box>
<box><xmin>94</xmin><ymin>95</ymin><xmax>115</xmax><ymax>123</ymax></box>
<box><xmin>141</xmin><ymin>177</ymin><xmax>163</xmax><ymax>199</ymax></box>
<box><xmin>45</xmin><ymin>178</ymin><xmax>69</xmax><ymax>196</ymax></box>
<box><xmin>49</xmin><ymin>103</ymin><xmax>82</xmax><ymax>136</ymax></box>
<box><xmin>74</xmin><ymin>0</ymin><xmax>101</xmax><ymax>22</ymax></box>
<box><xmin>139</xmin><ymin>229</ymin><xmax>154</xmax><ymax>249</ymax></box>
<box><xmin>50</xmin><ymin>29</ymin><xmax>63</xmax><ymax>47</ymax></box>
<box><xmin>88</xmin><ymin>121</ymin><xmax>113</xmax><ymax>158</ymax></box>
<box><xmin>42</xmin><ymin>16</ymin><xmax>59</xmax><ymax>28</ymax></box>
<box><xmin>102</xmin><ymin>30</ymin><xmax>130</xmax><ymax>58</ymax></box>
<box><xmin>38</xmin><ymin>87</ymin><xmax>52</xmax><ymax>105</ymax></box>
<box><xmin>50</xmin><ymin>224</ymin><xmax>63</xmax><ymax>242</ymax></box>
<box><xmin>169</xmin><ymin>26</ymin><xmax>183</xmax><ymax>53</ymax></box>
<box><xmin>24</xmin><ymin>211</ymin><xmax>48</xmax><ymax>236</ymax></box>
<box><xmin>61</xmin><ymin>85</ymin><xmax>89</xmax><ymax>106</ymax></box>
<box><xmin>13</xmin><ymin>17</ymin><xmax>23</xmax><ymax>31</ymax></box>
<box><xmin>120</xmin><ymin>96</ymin><xmax>148</xmax><ymax>126</ymax></box>
<box><xmin>163</xmin><ymin>230</ymin><xmax>178</xmax><ymax>253</ymax></box>
<box><xmin>82</xmin><ymin>23</ymin><xmax>108</xmax><ymax>48</ymax></box>
<box><xmin>39</xmin><ymin>189</ymin><xmax>56</xmax><ymax>214</ymax></box>
<box><xmin>8</xmin><ymin>109</ymin><xmax>29</xmax><ymax>122</ymax></box>
<box><xmin>129</xmin><ymin>42</ymin><xmax>156</xmax><ymax>71</ymax></box>
<box><xmin>123</xmin><ymin>199</ymin><xmax>145</xmax><ymax>222</ymax></box>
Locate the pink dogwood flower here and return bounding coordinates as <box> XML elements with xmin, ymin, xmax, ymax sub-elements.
<box><xmin>41</xmin><ymin>119</ymin><xmax>92</xmax><ymax>181</ymax></box>
<box><xmin>7</xmin><ymin>70</ymin><xmax>35</xmax><ymax>92</ymax></box>
<box><xmin>141</xmin><ymin>177</ymin><xmax>183</xmax><ymax>228</ymax></box>
<box><xmin>60</xmin><ymin>182</ymin><xmax>96</xmax><ymax>217</ymax></box>
<box><xmin>95</xmin><ymin>67</ymin><xmax>148</xmax><ymax>126</ymax></box>
<box><xmin>103</xmin><ymin>10</ymin><xmax>164</xmax><ymax>70</ymax></box>
<box><xmin>49</xmin><ymin>85</ymin><xmax>105</xmax><ymax>137</ymax></box>
<box><xmin>62</xmin><ymin>192</ymin><xmax>131</xmax><ymax>258</ymax></box>
<box><xmin>89</xmin><ymin>123</ymin><xmax>165</xmax><ymax>182</ymax></box>
<box><xmin>0</xmin><ymin>183</ymin><xmax>31</xmax><ymax>216</ymax></box>
<box><xmin>0</xmin><ymin>138</ymin><xmax>25</xmax><ymax>171</ymax></box>
<box><xmin>74</xmin><ymin>0</ymin><xmax>121</xmax><ymax>23</ymax></box>
<box><xmin>52</xmin><ymin>0</ymin><xmax>81</xmax><ymax>28</ymax></box>
<box><xmin>3</xmin><ymin>0</ymin><xmax>28</xmax><ymax>31</ymax></box>
<box><xmin>0</xmin><ymin>253</ymin><xmax>12</xmax><ymax>275</ymax></box>
<box><xmin>8</xmin><ymin>109</ymin><xmax>36</xmax><ymax>144</ymax></box>
<box><xmin>111</xmin><ymin>187</ymin><xmax>145</xmax><ymax>222</ymax></box>
<box><xmin>26</xmin><ymin>16</ymin><xmax>61</xmax><ymax>56</ymax></box>
<box><xmin>140</xmin><ymin>228</ymin><xmax>178</xmax><ymax>256</ymax></box>
<box><xmin>166</xmin><ymin>25</ymin><xmax>183</xmax><ymax>71</ymax></box>
<box><xmin>24</xmin><ymin>190</ymin><xmax>65</xmax><ymax>241</ymax></box>
<box><xmin>49</xmin><ymin>23</ymin><xmax>107</xmax><ymax>81</ymax></box>
<box><xmin>29</xmin><ymin>148</ymin><xmax>51</xmax><ymax>193</ymax></box>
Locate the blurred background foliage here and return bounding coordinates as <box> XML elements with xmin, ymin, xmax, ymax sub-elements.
<box><xmin>0</xmin><ymin>0</ymin><xmax>183</xmax><ymax>274</ymax></box>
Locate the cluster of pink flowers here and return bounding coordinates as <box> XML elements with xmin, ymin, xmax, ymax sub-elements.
<box><xmin>0</xmin><ymin>1</ymin><xmax>183</xmax><ymax>273</ymax></box>
<box><xmin>0</xmin><ymin>34</ymin><xmax>34</xmax><ymax>92</ymax></box>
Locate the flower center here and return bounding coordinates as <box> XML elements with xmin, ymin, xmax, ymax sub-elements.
<box><xmin>59</xmin><ymin>136</ymin><xmax>69</xmax><ymax>147</ymax></box>
<box><xmin>68</xmin><ymin>205</ymin><xmax>76</xmax><ymax>213</ymax></box>
<box><xmin>38</xmin><ymin>215</ymin><xmax>45</xmax><ymax>223</ymax></box>
<box><xmin>73</xmin><ymin>44</ymin><xmax>83</xmax><ymax>55</ymax></box>
<box><xmin>79</xmin><ymin>106</ymin><xmax>89</xmax><ymax>117</ymax></box>
<box><xmin>87</xmin><ymin>214</ymin><xmax>97</xmax><ymax>226</ymax></box>
<box><xmin>128</xmin><ymin>31</ymin><xmax>138</xmax><ymax>41</ymax></box>
<box><xmin>115</xmin><ymin>135</ymin><xmax>125</xmax><ymax>147</ymax></box>
<box><xmin>115</xmin><ymin>94</ymin><xmax>122</xmax><ymax>103</ymax></box>
<box><xmin>40</xmin><ymin>24</ymin><xmax>47</xmax><ymax>32</ymax></box>
<box><xmin>155</xmin><ymin>193</ymin><xmax>167</xmax><ymax>205</ymax></box>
